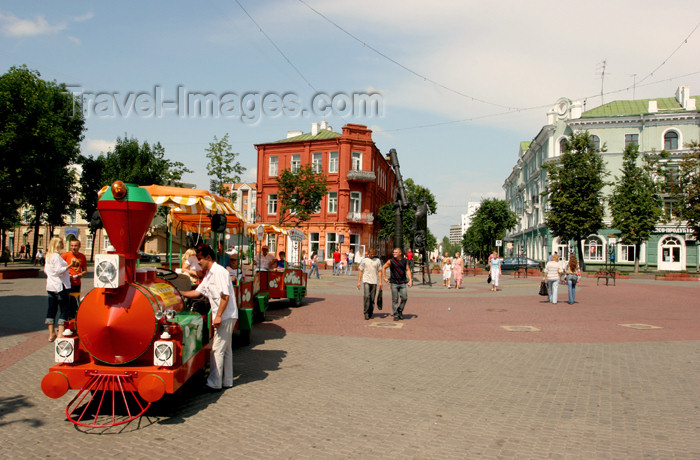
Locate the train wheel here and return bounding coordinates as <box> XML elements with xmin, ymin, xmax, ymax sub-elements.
<box><xmin>66</xmin><ymin>374</ymin><xmax>151</xmax><ymax>428</ymax></box>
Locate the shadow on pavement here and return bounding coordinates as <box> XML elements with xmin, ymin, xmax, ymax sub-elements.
<box><xmin>0</xmin><ymin>395</ymin><xmax>42</xmax><ymax>428</ymax></box>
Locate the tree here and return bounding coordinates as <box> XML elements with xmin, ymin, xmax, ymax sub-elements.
<box><xmin>78</xmin><ymin>154</ymin><xmax>106</xmax><ymax>261</ymax></box>
<box><xmin>460</xmin><ymin>198</ymin><xmax>517</xmax><ymax>262</ymax></box>
<box><xmin>101</xmin><ymin>135</ymin><xmax>191</xmax><ymax>186</ymax></box>
<box><xmin>608</xmin><ymin>143</ymin><xmax>663</xmax><ymax>272</ymax></box>
<box><xmin>542</xmin><ymin>131</ymin><xmax>607</xmax><ymax>271</ymax></box>
<box><xmin>205</xmin><ymin>133</ymin><xmax>245</xmax><ymax>199</ymax></box>
<box><xmin>0</xmin><ymin>65</ymin><xmax>85</xmax><ymax>260</ymax></box>
<box><xmin>376</xmin><ymin>178</ymin><xmax>438</xmax><ymax>250</ymax></box>
<box><xmin>275</xmin><ymin>164</ymin><xmax>329</xmax><ymax>226</ymax></box>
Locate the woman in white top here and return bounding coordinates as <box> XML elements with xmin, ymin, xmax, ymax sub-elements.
<box><xmin>182</xmin><ymin>248</ymin><xmax>202</xmax><ymax>284</ymax></box>
<box><xmin>44</xmin><ymin>237</ymin><xmax>72</xmax><ymax>341</ymax></box>
<box><xmin>489</xmin><ymin>250</ymin><xmax>502</xmax><ymax>292</ymax></box>
<box><xmin>543</xmin><ymin>253</ymin><xmax>563</xmax><ymax>304</ymax></box>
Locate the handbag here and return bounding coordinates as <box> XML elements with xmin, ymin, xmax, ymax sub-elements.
<box><xmin>376</xmin><ymin>287</ymin><xmax>383</xmax><ymax>310</ymax></box>
<box><xmin>487</xmin><ymin>274</ymin><xmax>492</xmax><ymax>284</ymax></box>
<box><xmin>539</xmin><ymin>280</ymin><xmax>548</xmax><ymax>296</ymax></box>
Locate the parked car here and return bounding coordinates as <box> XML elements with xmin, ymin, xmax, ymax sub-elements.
<box><xmin>499</xmin><ymin>257</ymin><xmax>541</xmax><ymax>272</ymax></box>
<box><xmin>138</xmin><ymin>251</ymin><xmax>161</xmax><ymax>263</ymax></box>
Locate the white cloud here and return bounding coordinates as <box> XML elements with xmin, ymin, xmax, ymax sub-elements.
<box><xmin>73</xmin><ymin>12</ymin><xmax>94</xmax><ymax>22</ymax></box>
<box><xmin>66</xmin><ymin>36</ymin><xmax>81</xmax><ymax>45</ymax></box>
<box><xmin>0</xmin><ymin>11</ymin><xmax>65</xmax><ymax>37</ymax></box>
<box><xmin>82</xmin><ymin>138</ymin><xmax>115</xmax><ymax>156</ymax></box>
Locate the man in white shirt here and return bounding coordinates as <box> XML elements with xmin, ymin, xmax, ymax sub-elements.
<box><xmin>357</xmin><ymin>248</ymin><xmax>383</xmax><ymax>320</ymax></box>
<box><xmin>181</xmin><ymin>245</ymin><xmax>238</xmax><ymax>391</ymax></box>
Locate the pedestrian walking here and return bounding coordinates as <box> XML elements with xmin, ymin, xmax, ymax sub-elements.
<box><xmin>345</xmin><ymin>248</ymin><xmax>355</xmax><ymax>275</ymax></box>
<box><xmin>489</xmin><ymin>250</ymin><xmax>502</xmax><ymax>292</ymax></box>
<box><xmin>543</xmin><ymin>253</ymin><xmax>562</xmax><ymax>304</ymax></box>
<box><xmin>332</xmin><ymin>247</ymin><xmax>342</xmax><ymax>275</ymax></box>
<box><xmin>453</xmin><ymin>252</ymin><xmax>464</xmax><ymax>289</ymax></box>
<box><xmin>565</xmin><ymin>253</ymin><xmax>581</xmax><ymax>304</ymax></box>
<box><xmin>381</xmin><ymin>248</ymin><xmax>413</xmax><ymax>321</ymax></box>
<box><xmin>308</xmin><ymin>251</ymin><xmax>320</xmax><ymax>279</ymax></box>
<box><xmin>442</xmin><ymin>251</ymin><xmax>453</xmax><ymax>288</ymax></box>
<box><xmin>357</xmin><ymin>248</ymin><xmax>382</xmax><ymax>320</ymax></box>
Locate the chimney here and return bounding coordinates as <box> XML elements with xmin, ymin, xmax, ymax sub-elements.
<box><xmin>675</xmin><ymin>86</ymin><xmax>696</xmax><ymax>110</ymax></box>
<box><xmin>286</xmin><ymin>130</ymin><xmax>303</xmax><ymax>139</ymax></box>
<box><xmin>311</xmin><ymin>122</ymin><xmax>319</xmax><ymax>136</ymax></box>
<box><xmin>648</xmin><ymin>100</ymin><xmax>658</xmax><ymax>113</ymax></box>
<box><xmin>320</xmin><ymin>120</ymin><xmax>328</xmax><ymax>130</ymax></box>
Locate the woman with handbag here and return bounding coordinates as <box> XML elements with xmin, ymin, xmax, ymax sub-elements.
<box><xmin>565</xmin><ymin>253</ymin><xmax>581</xmax><ymax>304</ymax></box>
<box><xmin>542</xmin><ymin>253</ymin><xmax>562</xmax><ymax>304</ymax></box>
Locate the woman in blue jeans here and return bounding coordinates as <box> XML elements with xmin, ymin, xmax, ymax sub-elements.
<box><xmin>308</xmin><ymin>251</ymin><xmax>320</xmax><ymax>279</ymax></box>
<box><xmin>44</xmin><ymin>237</ymin><xmax>72</xmax><ymax>341</ymax></box>
<box><xmin>542</xmin><ymin>253</ymin><xmax>562</xmax><ymax>304</ymax></box>
<box><xmin>565</xmin><ymin>253</ymin><xmax>580</xmax><ymax>304</ymax></box>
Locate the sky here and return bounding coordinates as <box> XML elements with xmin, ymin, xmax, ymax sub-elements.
<box><xmin>2</xmin><ymin>1</ymin><xmax>700</xmax><ymax>239</ymax></box>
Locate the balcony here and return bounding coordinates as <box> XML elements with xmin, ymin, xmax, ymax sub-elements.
<box><xmin>347</xmin><ymin>170</ymin><xmax>376</xmax><ymax>182</ymax></box>
<box><xmin>346</xmin><ymin>212</ymin><xmax>375</xmax><ymax>223</ymax></box>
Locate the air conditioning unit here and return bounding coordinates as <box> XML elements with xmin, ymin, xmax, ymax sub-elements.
<box><xmin>685</xmin><ymin>233</ymin><xmax>697</xmax><ymax>241</ymax></box>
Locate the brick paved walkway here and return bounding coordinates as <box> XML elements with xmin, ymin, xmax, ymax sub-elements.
<box><xmin>0</xmin><ymin>272</ymin><xmax>698</xmax><ymax>458</ymax></box>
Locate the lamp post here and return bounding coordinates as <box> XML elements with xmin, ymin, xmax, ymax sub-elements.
<box><xmin>255</xmin><ymin>214</ymin><xmax>261</xmax><ymax>272</ymax></box>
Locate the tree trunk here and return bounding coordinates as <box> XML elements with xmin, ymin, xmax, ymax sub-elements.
<box><xmin>634</xmin><ymin>242</ymin><xmax>641</xmax><ymax>273</ymax></box>
<box><xmin>576</xmin><ymin>238</ymin><xmax>586</xmax><ymax>272</ymax></box>
<box><xmin>32</xmin><ymin>204</ymin><xmax>42</xmax><ymax>262</ymax></box>
<box><xmin>90</xmin><ymin>228</ymin><xmax>96</xmax><ymax>262</ymax></box>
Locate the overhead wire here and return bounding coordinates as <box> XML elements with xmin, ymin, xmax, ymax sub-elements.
<box><xmin>636</xmin><ymin>19</ymin><xmax>700</xmax><ymax>85</ymax></box>
<box><xmin>235</xmin><ymin>0</ymin><xmax>317</xmax><ymax>92</ymax></box>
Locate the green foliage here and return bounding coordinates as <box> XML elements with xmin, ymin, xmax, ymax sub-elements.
<box><xmin>101</xmin><ymin>135</ymin><xmax>191</xmax><ymax>186</ymax></box>
<box><xmin>541</xmin><ymin>131</ymin><xmax>607</xmax><ymax>269</ymax></box>
<box><xmin>205</xmin><ymin>133</ymin><xmax>245</xmax><ymax>199</ymax></box>
<box><xmin>0</xmin><ymin>65</ymin><xmax>85</xmax><ymax>257</ymax></box>
<box><xmin>275</xmin><ymin>164</ymin><xmax>329</xmax><ymax>226</ymax></box>
<box><xmin>440</xmin><ymin>236</ymin><xmax>460</xmax><ymax>256</ymax></box>
<box><xmin>461</xmin><ymin>198</ymin><xmax>518</xmax><ymax>262</ymax></box>
<box><xmin>608</xmin><ymin>143</ymin><xmax>662</xmax><ymax>271</ymax></box>
<box><xmin>376</xmin><ymin>178</ymin><xmax>437</xmax><ymax>249</ymax></box>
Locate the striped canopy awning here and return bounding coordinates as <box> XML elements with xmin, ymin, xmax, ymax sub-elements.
<box><xmin>247</xmin><ymin>223</ymin><xmax>289</xmax><ymax>236</ymax></box>
<box><xmin>142</xmin><ymin>185</ymin><xmax>246</xmax><ymax>233</ymax></box>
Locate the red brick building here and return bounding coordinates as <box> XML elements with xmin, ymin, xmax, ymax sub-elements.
<box><xmin>255</xmin><ymin>122</ymin><xmax>395</xmax><ymax>264</ymax></box>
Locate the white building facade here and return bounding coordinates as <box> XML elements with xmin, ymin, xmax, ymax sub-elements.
<box><xmin>503</xmin><ymin>87</ymin><xmax>700</xmax><ymax>271</ymax></box>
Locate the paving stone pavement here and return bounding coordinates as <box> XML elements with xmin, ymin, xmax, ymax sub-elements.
<box><xmin>0</xmin><ymin>271</ymin><xmax>699</xmax><ymax>459</ymax></box>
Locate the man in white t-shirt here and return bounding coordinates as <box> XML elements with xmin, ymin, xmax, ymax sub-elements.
<box><xmin>181</xmin><ymin>245</ymin><xmax>238</xmax><ymax>391</ymax></box>
<box><xmin>357</xmin><ymin>248</ymin><xmax>383</xmax><ymax>320</ymax></box>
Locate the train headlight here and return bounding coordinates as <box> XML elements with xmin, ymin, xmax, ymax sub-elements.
<box><xmin>55</xmin><ymin>338</ymin><xmax>76</xmax><ymax>363</ymax></box>
<box><xmin>153</xmin><ymin>341</ymin><xmax>174</xmax><ymax>367</ymax></box>
<box><xmin>155</xmin><ymin>310</ymin><xmax>165</xmax><ymax>320</ymax></box>
<box><xmin>166</xmin><ymin>309</ymin><xmax>176</xmax><ymax>320</ymax></box>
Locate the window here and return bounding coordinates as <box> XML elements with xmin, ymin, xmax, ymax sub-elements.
<box><xmin>266</xmin><ymin>234</ymin><xmax>276</xmax><ymax>253</ymax></box>
<box><xmin>86</xmin><ymin>234</ymin><xmax>93</xmax><ymax>250</ymax></box>
<box><xmin>291</xmin><ymin>154</ymin><xmax>301</xmax><ymax>173</ymax></box>
<box><xmin>664</xmin><ymin>131</ymin><xmax>679</xmax><ymax>150</ymax></box>
<box><xmin>326</xmin><ymin>232</ymin><xmax>338</xmax><ymax>256</ymax></box>
<box><xmin>350</xmin><ymin>191</ymin><xmax>361</xmax><ymax>213</ymax></box>
<box><xmin>38</xmin><ymin>234</ymin><xmax>44</xmax><ymax>249</ymax></box>
<box><xmin>351</xmin><ymin>151</ymin><xmax>362</xmax><ymax>170</ymax></box>
<box><xmin>329</xmin><ymin>151</ymin><xmax>338</xmax><ymax>173</ymax></box>
<box><xmin>620</xmin><ymin>245</ymin><xmax>636</xmax><ymax>262</ymax></box>
<box><xmin>328</xmin><ymin>192</ymin><xmax>337</xmax><ymax>213</ymax></box>
<box><xmin>625</xmin><ymin>134</ymin><xmax>639</xmax><ymax>148</ymax></box>
<box><xmin>312</xmin><ymin>152</ymin><xmax>322</xmax><ymax>173</ymax></box>
<box><xmin>350</xmin><ymin>234</ymin><xmax>360</xmax><ymax>255</ymax></box>
<box><xmin>269</xmin><ymin>156</ymin><xmax>278</xmax><ymax>176</ymax></box>
<box><xmin>103</xmin><ymin>235</ymin><xmax>111</xmax><ymax>251</ymax></box>
<box><xmin>591</xmin><ymin>135</ymin><xmax>600</xmax><ymax>151</ymax></box>
<box><xmin>309</xmin><ymin>232</ymin><xmax>320</xmax><ymax>254</ymax></box>
<box><xmin>584</xmin><ymin>237</ymin><xmax>604</xmax><ymax>261</ymax></box>
<box><xmin>559</xmin><ymin>138</ymin><xmax>567</xmax><ymax>155</ymax></box>
<box><xmin>267</xmin><ymin>193</ymin><xmax>278</xmax><ymax>215</ymax></box>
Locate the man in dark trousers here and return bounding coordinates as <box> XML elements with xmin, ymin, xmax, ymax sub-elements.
<box><xmin>381</xmin><ymin>248</ymin><xmax>413</xmax><ymax>321</ymax></box>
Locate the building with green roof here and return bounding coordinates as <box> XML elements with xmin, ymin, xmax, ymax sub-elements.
<box><xmin>503</xmin><ymin>86</ymin><xmax>699</xmax><ymax>272</ymax></box>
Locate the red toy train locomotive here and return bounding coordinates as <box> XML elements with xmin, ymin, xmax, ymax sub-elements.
<box><xmin>40</xmin><ymin>181</ymin><xmax>211</xmax><ymax>427</ymax></box>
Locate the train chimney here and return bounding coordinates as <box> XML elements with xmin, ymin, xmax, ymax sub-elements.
<box><xmin>97</xmin><ymin>181</ymin><xmax>157</xmax><ymax>282</ymax></box>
